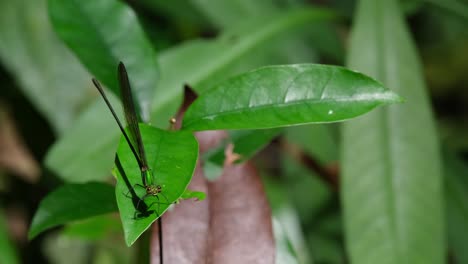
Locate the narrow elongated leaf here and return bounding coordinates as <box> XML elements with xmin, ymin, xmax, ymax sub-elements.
<box><xmin>341</xmin><ymin>0</ymin><xmax>444</xmax><ymax>263</ymax></box>
<box><xmin>183</xmin><ymin>64</ymin><xmax>402</xmax><ymax>131</ymax></box>
<box><xmin>28</xmin><ymin>182</ymin><xmax>117</xmax><ymax>239</ymax></box>
<box><xmin>49</xmin><ymin>0</ymin><xmax>158</xmax><ymax>119</ymax></box>
<box><xmin>114</xmin><ymin>125</ymin><xmax>198</xmax><ymax>246</ymax></box>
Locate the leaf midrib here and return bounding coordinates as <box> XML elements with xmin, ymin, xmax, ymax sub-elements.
<box><xmin>184</xmin><ymin>94</ymin><xmax>393</xmax><ymax>128</ymax></box>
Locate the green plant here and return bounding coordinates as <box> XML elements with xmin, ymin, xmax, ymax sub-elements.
<box><xmin>1</xmin><ymin>0</ymin><xmax>466</xmax><ymax>263</ymax></box>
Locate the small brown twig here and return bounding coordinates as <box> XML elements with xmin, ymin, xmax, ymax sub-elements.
<box><xmin>281</xmin><ymin>139</ymin><xmax>339</xmax><ymax>191</ymax></box>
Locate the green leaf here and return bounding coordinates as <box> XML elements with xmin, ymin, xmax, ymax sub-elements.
<box><xmin>183</xmin><ymin>64</ymin><xmax>402</xmax><ymax>131</ymax></box>
<box><xmin>29</xmin><ymin>182</ymin><xmax>117</xmax><ymax>239</ymax></box>
<box><xmin>0</xmin><ymin>0</ymin><xmax>90</xmax><ymax>134</ymax></box>
<box><xmin>114</xmin><ymin>124</ymin><xmax>198</xmax><ymax>246</ymax></box>
<box><xmin>341</xmin><ymin>0</ymin><xmax>444</xmax><ymax>263</ymax></box>
<box><xmin>45</xmin><ymin>8</ymin><xmax>335</xmax><ymax>183</ymax></box>
<box><xmin>0</xmin><ymin>210</ymin><xmax>19</xmax><ymax>264</ymax></box>
<box><xmin>444</xmin><ymin>152</ymin><xmax>468</xmax><ymax>263</ymax></box>
<box><xmin>48</xmin><ymin>0</ymin><xmax>158</xmax><ymax>120</ymax></box>
<box><xmin>425</xmin><ymin>0</ymin><xmax>468</xmax><ymax>21</ymax></box>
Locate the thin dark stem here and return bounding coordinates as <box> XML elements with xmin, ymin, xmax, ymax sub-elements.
<box><xmin>282</xmin><ymin>140</ymin><xmax>339</xmax><ymax>191</ymax></box>
<box><xmin>158</xmin><ymin>217</ymin><xmax>163</xmax><ymax>264</ymax></box>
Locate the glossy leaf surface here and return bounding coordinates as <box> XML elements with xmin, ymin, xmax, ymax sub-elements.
<box><xmin>113</xmin><ymin>124</ymin><xmax>198</xmax><ymax>246</ymax></box>
<box><xmin>45</xmin><ymin>8</ymin><xmax>335</xmax><ymax>183</ymax></box>
<box><xmin>183</xmin><ymin>64</ymin><xmax>402</xmax><ymax>131</ymax></box>
<box><xmin>49</xmin><ymin>0</ymin><xmax>158</xmax><ymax>119</ymax></box>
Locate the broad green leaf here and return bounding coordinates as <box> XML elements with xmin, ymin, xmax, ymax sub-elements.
<box><xmin>49</xmin><ymin>0</ymin><xmax>158</xmax><ymax>120</ymax></box>
<box><xmin>341</xmin><ymin>1</ymin><xmax>444</xmax><ymax>263</ymax></box>
<box><xmin>183</xmin><ymin>64</ymin><xmax>402</xmax><ymax>131</ymax></box>
<box><xmin>0</xmin><ymin>0</ymin><xmax>90</xmax><ymax>134</ymax></box>
<box><xmin>0</xmin><ymin>210</ymin><xmax>19</xmax><ymax>264</ymax></box>
<box><xmin>29</xmin><ymin>182</ymin><xmax>117</xmax><ymax>239</ymax></box>
<box><xmin>45</xmin><ymin>8</ymin><xmax>336</xmax><ymax>183</ymax></box>
<box><xmin>444</xmin><ymin>152</ymin><xmax>468</xmax><ymax>263</ymax></box>
<box><xmin>114</xmin><ymin>124</ymin><xmax>198</xmax><ymax>246</ymax></box>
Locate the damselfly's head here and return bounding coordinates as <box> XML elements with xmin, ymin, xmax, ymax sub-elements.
<box><xmin>146</xmin><ymin>185</ymin><xmax>162</xmax><ymax>196</ymax></box>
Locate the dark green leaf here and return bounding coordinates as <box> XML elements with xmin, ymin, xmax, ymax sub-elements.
<box><xmin>114</xmin><ymin>125</ymin><xmax>198</xmax><ymax>246</ymax></box>
<box><xmin>48</xmin><ymin>0</ymin><xmax>158</xmax><ymax>119</ymax></box>
<box><xmin>341</xmin><ymin>0</ymin><xmax>444</xmax><ymax>263</ymax></box>
<box><xmin>444</xmin><ymin>152</ymin><xmax>468</xmax><ymax>263</ymax></box>
<box><xmin>183</xmin><ymin>64</ymin><xmax>402</xmax><ymax>131</ymax></box>
<box><xmin>425</xmin><ymin>0</ymin><xmax>468</xmax><ymax>21</ymax></box>
<box><xmin>28</xmin><ymin>182</ymin><xmax>117</xmax><ymax>239</ymax></box>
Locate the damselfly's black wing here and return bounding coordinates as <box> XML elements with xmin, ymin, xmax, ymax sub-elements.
<box><xmin>117</xmin><ymin>62</ymin><xmax>149</xmax><ymax>171</ymax></box>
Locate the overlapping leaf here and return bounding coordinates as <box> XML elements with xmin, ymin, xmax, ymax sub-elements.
<box><xmin>114</xmin><ymin>124</ymin><xmax>198</xmax><ymax>246</ymax></box>
<box><xmin>29</xmin><ymin>182</ymin><xmax>117</xmax><ymax>239</ymax></box>
<box><xmin>48</xmin><ymin>0</ymin><xmax>158</xmax><ymax>120</ymax></box>
<box><xmin>183</xmin><ymin>64</ymin><xmax>402</xmax><ymax>131</ymax></box>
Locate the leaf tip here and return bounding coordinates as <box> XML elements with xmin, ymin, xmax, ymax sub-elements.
<box><xmin>382</xmin><ymin>90</ymin><xmax>404</xmax><ymax>104</ymax></box>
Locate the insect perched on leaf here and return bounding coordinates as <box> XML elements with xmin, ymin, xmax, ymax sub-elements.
<box><xmin>92</xmin><ymin>62</ymin><xmax>169</xmax><ymax>214</ymax></box>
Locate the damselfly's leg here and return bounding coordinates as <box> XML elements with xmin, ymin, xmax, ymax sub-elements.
<box><xmin>123</xmin><ymin>183</ymin><xmax>145</xmax><ymax>198</ymax></box>
<box><xmin>136</xmin><ymin>193</ymin><xmax>148</xmax><ymax>211</ymax></box>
